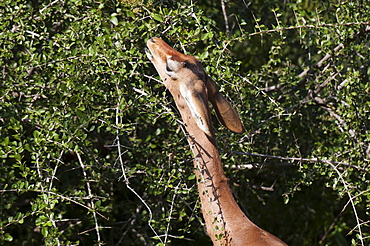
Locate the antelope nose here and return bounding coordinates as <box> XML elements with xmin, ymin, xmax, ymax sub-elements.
<box><xmin>149</xmin><ymin>37</ymin><xmax>156</xmax><ymax>43</ymax></box>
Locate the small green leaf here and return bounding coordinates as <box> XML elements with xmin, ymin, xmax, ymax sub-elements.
<box><xmin>187</xmin><ymin>174</ymin><xmax>196</xmax><ymax>180</ymax></box>
<box><xmin>2</xmin><ymin>136</ymin><xmax>9</xmax><ymax>146</ymax></box>
<box><xmin>110</xmin><ymin>16</ymin><xmax>118</xmax><ymax>26</ymax></box>
<box><xmin>151</xmin><ymin>13</ymin><xmax>163</xmax><ymax>22</ymax></box>
<box><xmin>4</xmin><ymin>233</ymin><xmax>13</xmax><ymax>242</ymax></box>
<box><xmin>201</xmin><ymin>32</ymin><xmax>213</xmax><ymax>40</ymax></box>
<box><xmin>41</xmin><ymin>226</ymin><xmax>48</xmax><ymax>237</ymax></box>
<box><xmin>32</xmin><ymin>203</ymin><xmax>38</xmax><ymax>212</ymax></box>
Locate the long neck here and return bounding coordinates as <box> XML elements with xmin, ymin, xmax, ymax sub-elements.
<box><xmin>181</xmin><ymin>109</ymin><xmax>255</xmax><ymax>245</ymax></box>
<box><xmin>167</xmin><ymin>86</ymin><xmax>287</xmax><ymax>245</ymax></box>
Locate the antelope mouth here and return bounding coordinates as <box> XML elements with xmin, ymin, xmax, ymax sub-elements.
<box><xmin>146</xmin><ymin>37</ymin><xmax>158</xmax><ymax>61</ymax></box>
<box><xmin>145</xmin><ymin>47</ymin><xmax>153</xmax><ymax>61</ymax></box>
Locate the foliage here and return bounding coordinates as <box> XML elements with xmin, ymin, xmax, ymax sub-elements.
<box><xmin>0</xmin><ymin>0</ymin><xmax>369</xmax><ymax>245</ymax></box>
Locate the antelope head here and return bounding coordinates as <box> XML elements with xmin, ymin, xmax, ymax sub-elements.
<box><xmin>146</xmin><ymin>37</ymin><xmax>244</xmax><ymax>136</ymax></box>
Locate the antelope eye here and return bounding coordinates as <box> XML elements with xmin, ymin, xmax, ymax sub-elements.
<box><xmin>165</xmin><ymin>63</ymin><xmax>173</xmax><ymax>73</ymax></box>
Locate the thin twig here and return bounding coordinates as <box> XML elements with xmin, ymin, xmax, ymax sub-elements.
<box><xmin>76</xmin><ymin>152</ymin><xmax>101</xmax><ymax>244</ymax></box>
<box><xmin>298</xmin><ymin>43</ymin><xmax>344</xmax><ymax>78</ymax></box>
<box><xmin>220</xmin><ymin>0</ymin><xmax>230</xmax><ymax>35</ymax></box>
<box><xmin>324</xmin><ymin>161</ymin><xmax>365</xmax><ymax>246</ymax></box>
<box><xmin>231</xmin><ymin>151</ymin><xmax>368</xmax><ymax>172</ymax></box>
<box><xmin>0</xmin><ymin>189</ymin><xmax>108</xmax><ymax>221</ymax></box>
<box><xmin>245</xmin><ymin>22</ymin><xmax>370</xmax><ymax>38</ymax></box>
<box><xmin>40</xmin><ymin>0</ymin><xmax>61</xmax><ymax>14</ymax></box>
<box><xmin>164</xmin><ymin>181</ymin><xmax>181</xmax><ymax>244</ymax></box>
<box><xmin>114</xmin><ymin>102</ymin><xmax>164</xmax><ymax>244</ymax></box>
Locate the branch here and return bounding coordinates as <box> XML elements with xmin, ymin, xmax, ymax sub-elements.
<box><xmin>163</xmin><ymin>181</ymin><xmax>181</xmax><ymax>244</ymax></box>
<box><xmin>324</xmin><ymin>161</ymin><xmax>365</xmax><ymax>246</ymax></box>
<box><xmin>0</xmin><ymin>189</ymin><xmax>109</xmax><ymax>223</ymax></box>
<box><xmin>40</xmin><ymin>0</ymin><xmax>61</xmax><ymax>14</ymax></box>
<box><xmin>220</xmin><ymin>0</ymin><xmax>230</xmax><ymax>35</ymax></box>
<box><xmin>114</xmin><ymin>103</ymin><xmax>164</xmax><ymax>244</ymax></box>
<box><xmin>298</xmin><ymin>23</ymin><xmax>369</xmax><ymax>84</ymax></box>
<box><xmin>231</xmin><ymin>151</ymin><xmax>369</xmax><ymax>173</ymax></box>
<box><xmin>245</xmin><ymin>22</ymin><xmax>370</xmax><ymax>38</ymax></box>
<box><xmin>76</xmin><ymin>152</ymin><xmax>102</xmax><ymax>244</ymax></box>
<box><xmin>298</xmin><ymin>43</ymin><xmax>344</xmax><ymax>78</ymax></box>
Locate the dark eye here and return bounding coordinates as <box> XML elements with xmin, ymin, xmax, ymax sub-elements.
<box><xmin>166</xmin><ymin>63</ymin><xmax>173</xmax><ymax>72</ymax></box>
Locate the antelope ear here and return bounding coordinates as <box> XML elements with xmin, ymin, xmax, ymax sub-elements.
<box><xmin>180</xmin><ymin>81</ymin><xmax>212</xmax><ymax>136</ymax></box>
<box><xmin>206</xmin><ymin>77</ymin><xmax>244</xmax><ymax>134</ymax></box>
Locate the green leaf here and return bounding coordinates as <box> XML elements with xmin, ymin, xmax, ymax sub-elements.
<box><xmin>4</xmin><ymin>233</ymin><xmax>13</xmax><ymax>242</ymax></box>
<box><xmin>187</xmin><ymin>174</ymin><xmax>196</xmax><ymax>180</ymax></box>
<box><xmin>2</xmin><ymin>136</ymin><xmax>9</xmax><ymax>146</ymax></box>
<box><xmin>41</xmin><ymin>226</ymin><xmax>49</xmax><ymax>237</ymax></box>
<box><xmin>201</xmin><ymin>32</ymin><xmax>213</xmax><ymax>40</ymax></box>
<box><xmin>151</xmin><ymin>13</ymin><xmax>163</xmax><ymax>22</ymax></box>
<box><xmin>110</xmin><ymin>16</ymin><xmax>118</xmax><ymax>26</ymax></box>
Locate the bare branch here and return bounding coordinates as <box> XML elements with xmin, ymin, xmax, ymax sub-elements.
<box><xmin>245</xmin><ymin>22</ymin><xmax>370</xmax><ymax>38</ymax></box>
<box><xmin>220</xmin><ymin>0</ymin><xmax>230</xmax><ymax>35</ymax></box>
<box><xmin>76</xmin><ymin>152</ymin><xmax>102</xmax><ymax>244</ymax></box>
<box><xmin>231</xmin><ymin>151</ymin><xmax>369</xmax><ymax>173</ymax></box>
<box><xmin>0</xmin><ymin>189</ymin><xmax>108</xmax><ymax>221</ymax></box>
<box><xmin>324</xmin><ymin>161</ymin><xmax>365</xmax><ymax>246</ymax></box>
<box><xmin>114</xmin><ymin>103</ymin><xmax>164</xmax><ymax>244</ymax></box>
